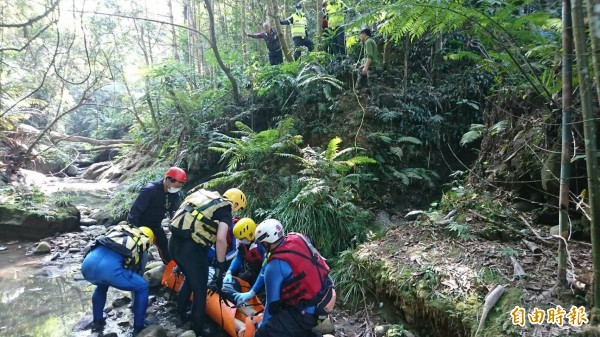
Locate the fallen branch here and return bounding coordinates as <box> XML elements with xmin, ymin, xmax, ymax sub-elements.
<box><xmin>475</xmin><ymin>284</ymin><xmax>505</xmax><ymax>337</ymax></box>
<box><xmin>510</xmin><ymin>256</ymin><xmax>526</xmax><ymax>279</ymax></box>
<box><xmin>522</xmin><ymin>239</ymin><xmax>541</xmax><ymax>254</ymax></box>
<box><xmin>518</xmin><ymin>215</ymin><xmax>552</xmax><ymax>242</ymax></box>
<box><xmin>469</xmin><ymin>210</ymin><xmax>524</xmax><ymax>238</ymax></box>
<box><xmin>78</xmin><ymin>145</ymin><xmax>130</xmax><ymax>152</ymax></box>
<box><xmin>49</xmin><ymin>132</ymin><xmax>133</xmax><ymax>145</ymax></box>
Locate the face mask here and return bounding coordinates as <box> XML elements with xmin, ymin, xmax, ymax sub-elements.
<box><xmin>168</xmin><ymin>187</ymin><xmax>181</xmax><ymax>193</ymax></box>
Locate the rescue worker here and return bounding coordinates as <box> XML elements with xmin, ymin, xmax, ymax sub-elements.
<box><xmin>243</xmin><ymin>219</ymin><xmax>335</xmax><ymax>337</ymax></box>
<box><xmin>128</xmin><ymin>167</ymin><xmax>186</xmax><ymax>264</ymax></box>
<box><xmin>246</xmin><ymin>22</ymin><xmax>284</xmax><ymax>65</ymax></box>
<box><xmin>206</xmin><ymin>217</ymin><xmax>240</xmax><ymax>266</ymax></box>
<box><xmin>81</xmin><ymin>225</ymin><xmax>155</xmax><ymax>336</ymax></box>
<box><xmin>222</xmin><ymin>218</ymin><xmax>266</xmax><ymax>302</ymax></box>
<box><xmin>280</xmin><ymin>3</ymin><xmax>314</xmax><ymax>60</ymax></box>
<box><xmin>355</xmin><ymin>28</ymin><xmax>380</xmax><ymax>106</ymax></box>
<box><xmin>168</xmin><ymin>188</ymin><xmax>247</xmax><ymax>336</ymax></box>
<box><xmin>322</xmin><ymin>0</ymin><xmax>348</xmax><ymax>55</ymax></box>
<box><xmin>224</xmin><ymin>218</ymin><xmax>265</xmax><ymax>285</ymax></box>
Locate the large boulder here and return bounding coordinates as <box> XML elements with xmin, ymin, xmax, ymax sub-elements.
<box><xmin>0</xmin><ymin>204</ymin><xmax>80</xmax><ymax>240</ymax></box>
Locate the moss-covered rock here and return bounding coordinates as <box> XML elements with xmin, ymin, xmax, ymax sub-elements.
<box><xmin>0</xmin><ymin>203</ymin><xmax>80</xmax><ymax>240</ymax></box>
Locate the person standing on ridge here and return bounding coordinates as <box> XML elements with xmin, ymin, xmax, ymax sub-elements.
<box><xmin>246</xmin><ymin>22</ymin><xmax>284</xmax><ymax>65</ymax></box>
<box><xmin>128</xmin><ymin>167</ymin><xmax>186</xmax><ymax>264</ymax></box>
<box><xmin>355</xmin><ymin>28</ymin><xmax>380</xmax><ymax>106</ymax></box>
<box><xmin>280</xmin><ymin>3</ymin><xmax>314</xmax><ymax>60</ymax></box>
<box><xmin>322</xmin><ymin>0</ymin><xmax>349</xmax><ymax>56</ymax></box>
<box><xmin>168</xmin><ymin>188</ymin><xmax>247</xmax><ymax>336</ymax></box>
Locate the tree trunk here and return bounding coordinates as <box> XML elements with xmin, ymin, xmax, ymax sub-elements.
<box><xmin>168</xmin><ymin>0</ymin><xmax>180</xmax><ymax>61</ymax></box>
<box><xmin>403</xmin><ymin>36</ymin><xmax>410</xmax><ymax>99</ymax></box>
<box><xmin>203</xmin><ymin>0</ymin><xmax>241</xmax><ymax>104</ymax></box>
<box><xmin>432</xmin><ymin>33</ymin><xmax>443</xmax><ymax>87</ymax></box>
<box><xmin>587</xmin><ymin>0</ymin><xmax>600</xmax><ymax>101</ymax></box>
<box><xmin>572</xmin><ymin>0</ymin><xmax>600</xmax><ymax>309</ymax></box>
<box><xmin>269</xmin><ymin>0</ymin><xmax>293</xmax><ymax>62</ymax></box>
<box><xmin>557</xmin><ymin>0</ymin><xmax>573</xmax><ymax>289</ymax></box>
<box><xmin>241</xmin><ymin>0</ymin><xmax>248</xmax><ymax>61</ymax></box>
<box><xmin>315</xmin><ymin>0</ymin><xmax>322</xmax><ymax>49</ymax></box>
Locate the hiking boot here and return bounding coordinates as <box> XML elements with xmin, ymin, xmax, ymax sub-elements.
<box><xmin>175</xmin><ymin>313</ymin><xmax>190</xmax><ymax>328</ymax></box>
<box><xmin>91</xmin><ymin>319</ymin><xmax>106</xmax><ymax>332</ymax></box>
<box><xmin>132</xmin><ymin>323</ymin><xmax>149</xmax><ymax>336</ymax></box>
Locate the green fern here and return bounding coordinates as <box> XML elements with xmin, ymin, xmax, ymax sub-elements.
<box><xmin>460</xmin><ymin>124</ymin><xmax>485</xmax><ymax>146</ymax></box>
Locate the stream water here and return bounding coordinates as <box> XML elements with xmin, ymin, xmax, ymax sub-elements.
<box><xmin>0</xmin><ymin>174</ymin><xmax>119</xmax><ymax>337</ymax></box>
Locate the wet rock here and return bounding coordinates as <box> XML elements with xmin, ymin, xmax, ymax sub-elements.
<box><xmin>102</xmin><ymin>333</ymin><xmax>118</xmax><ymax>337</ymax></box>
<box><xmin>90</xmin><ymin>208</ymin><xmax>113</xmax><ymax>227</ymax></box>
<box><xmin>72</xmin><ymin>314</ymin><xmax>94</xmax><ymax>332</ymax></box>
<box><xmin>313</xmin><ymin>316</ymin><xmax>335</xmax><ymax>334</ymax></box>
<box><xmin>0</xmin><ymin>204</ymin><xmax>80</xmax><ymax>240</ymax></box>
<box><xmin>137</xmin><ymin>325</ymin><xmax>168</xmax><ymax>337</ymax></box>
<box><xmin>33</xmin><ymin>266</ymin><xmax>62</xmax><ymax>277</ymax></box>
<box><xmin>83</xmin><ymin>162</ymin><xmax>113</xmax><ymax>180</ymax></box>
<box><xmin>65</xmin><ymin>165</ymin><xmax>78</xmax><ymax>176</ymax></box>
<box><xmin>80</xmin><ymin>218</ymin><xmax>98</xmax><ymax>226</ymax></box>
<box><xmin>179</xmin><ymin>331</ymin><xmax>196</xmax><ymax>337</ymax></box>
<box><xmin>375</xmin><ymin>324</ymin><xmax>391</xmax><ymax>336</ymax></box>
<box><xmin>33</xmin><ymin>241</ymin><xmax>52</xmax><ymax>254</ymax></box>
<box><xmin>113</xmin><ymin>296</ymin><xmax>131</xmax><ymax>308</ymax></box>
<box><xmin>117</xmin><ymin>319</ymin><xmax>131</xmax><ymax>327</ymax></box>
<box><xmin>146</xmin><ymin>261</ymin><xmax>166</xmax><ymax>270</ymax></box>
<box><xmin>144</xmin><ymin>265</ymin><xmax>166</xmax><ymax>287</ymax></box>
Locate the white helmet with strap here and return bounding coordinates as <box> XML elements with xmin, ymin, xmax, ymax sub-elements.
<box><xmin>255</xmin><ymin>219</ymin><xmax>285</xmax><ymax>244</ymax></box>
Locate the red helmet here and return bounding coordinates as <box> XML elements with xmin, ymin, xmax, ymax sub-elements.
<box><xmin>165</xmin><ymin>167</ymin><xmax>187</xmax><ymax>183</ymax></box>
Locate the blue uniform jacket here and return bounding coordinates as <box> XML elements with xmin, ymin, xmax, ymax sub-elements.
<box><xmin>127</xmin><ymin>179</ymin><xmax>182</xmax><ymax>228</ymax></box>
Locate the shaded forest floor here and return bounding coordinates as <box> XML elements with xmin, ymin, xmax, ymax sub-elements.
<box><xmin>344</xmin><ymin>199</ymin><xmax>596</xmax><ymax>337</ymax></box>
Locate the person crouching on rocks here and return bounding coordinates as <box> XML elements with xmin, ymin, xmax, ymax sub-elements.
<box><xmin>81</xmin><ymin>225</ymin><xmax>155</xmax><ymax>336</ymax></box>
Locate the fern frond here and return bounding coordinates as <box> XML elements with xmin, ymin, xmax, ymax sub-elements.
<box><xmin>325</xmin><ymin>137</ymin><xmax>342</xmax><ymax>160</ymax></box>
<box><xmin>397</xmin><ymin>136</ymin><xmax>422</xmax><ymax>145</ymax></box>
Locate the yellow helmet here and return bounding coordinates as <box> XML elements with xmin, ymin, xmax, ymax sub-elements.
<box><xmin>139</xmin><ymin>226</ymin><xmax>155</xmax><ymax>243</ymax></box>
<box><xmin>223</xmin><ymin>188</ymin><xmax>247</xmax><ymax>211</ymax></box>
<box><xmin>233</xmin><ymin>218</ymin><xmax>257</xmax><ymax>241</ymax></box>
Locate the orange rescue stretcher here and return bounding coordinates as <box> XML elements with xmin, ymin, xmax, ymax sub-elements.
<box><xmin>161</xmin><ymin>260</ymin><xmax>264</xmax><ymax>337</ymax></box>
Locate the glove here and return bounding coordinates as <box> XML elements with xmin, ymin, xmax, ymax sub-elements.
<box><xmin>213</xmin><ymin>260</ymin><xmax>227</xmax><ymax>290</ymax></box>
<box><xmin>223</xmin><ymin>272</ymin><xmax>233</xmax><ymax>285</ymax></box>
<box><xmin>234</xmin><ymin>290</ymin><xmax>255</xmax><ymax>305</ymax></box>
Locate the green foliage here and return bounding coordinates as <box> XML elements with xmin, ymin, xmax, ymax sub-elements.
<box><xmin>367</xmin><ymin>131</ymin><xmax>439</xmax><ymax>196</ymax></box>
<box><xmin>500</xmin><ymin>247</ymin><xmax>519</xmax><ymax>257</ymax></box>
<box><xmin>51</xmin><ymin>194</ymin><xmax>75</xmax><ymax>207</ymax></box>
<box><xmin>253</xmin><ymin>62</ymin><xmax>301</xmax><ymax>104</ymax></box>
<box><xmin>263</xmin><ymin>137</ymin><xmax>375</xmax><ymax>256</ymax></box>
<box><xmin>445</xmin><ymin>221</ymin><xmax>473</xmax><ymax>241</ymax></box>
<box><xmin>330</xmin><ymin>250</ymin><xmax>374</xmax><ymax>307</ymax></box>
<box><xmin>473</xmin><ymin>266</ymin><xmax>502</xmax><ymax>286</ymax></box>
<box><xmin>0</xmin><ymin>185</ymin><xmax>46</xmax><ymax>208</ymax></box>
<box><xmin>205</xmin><ymin>118</ymin><xmax>302</xmax><ymax>211</ymax></box>
<box><xmin>108</xmin><ymin>167</ymin><xmax>166</xmax><ymax>221</ymax></box>
<box><xmin>460</xmin><ymin>124</ymin><xmax>485</xmax><ymax>146</ymax></box>
<box><xmin>386</xmin><ymin>324</ymin><xmax>406</xmax><ymax>337</ymax></box>
<box><xmin>266</xmin><ymin>177</ymin><xmax>370</xmax><ymax>257</ymax></box>
<box><xmin>253</xmin><ymin>53</ymin><xmax>343</xmax><ymax>107</ymax></box>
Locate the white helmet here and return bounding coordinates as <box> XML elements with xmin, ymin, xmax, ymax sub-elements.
<box><xmin>255</xmin><ymin>219</ymin><xmax>285</xmax><ymax>244</ymax></box>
